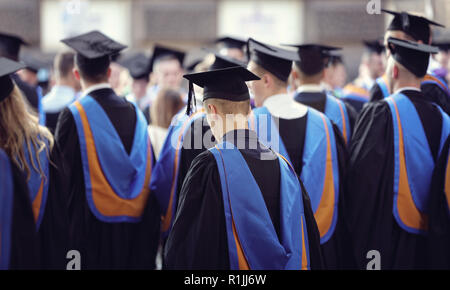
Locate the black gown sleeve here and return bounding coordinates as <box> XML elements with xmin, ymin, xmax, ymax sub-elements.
<box><xmin>369</xmin><ymin>82</ymin><xmax>384</xmax><ymax>102</ymax></box>
<box><xmin>344</xmin><ymin>102</ymin><xmax>396</xmax><ymax>269</ymax></box>
<box><xmin>427</xmin><ymin>136</ymin><xmax>450</xmax><ymax>269</ymax></box>
<box><xmin>164</xmin><ymin>151</ymin><xmax>229</xmax><ymax>270</ymax></box>
<box><xmin>344</xmin><ymin>103</ymin><xmax>358</xmax><ymax>136</ymax></box>
<box><xmin>297</xmin><ymin>179</ymin><xmax>324</xmax><ymax>269</ymax></box>
<box><xmin>8</xmin><ymin>163</ymin><xmax>40</xmax><ymax>269</ymax></box>
<box><xmin>37</xmin><ymin>143</ymin><xmax>70</xmax><ymax>269</ymax></box>
<box><xmin>421</xmin><ymin>83</ymin><xmax>450</xmax><ymax>115</ymax></box>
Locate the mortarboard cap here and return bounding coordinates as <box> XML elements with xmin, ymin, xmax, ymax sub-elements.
<box><xmin>432</xmin><ymin>41</ymin><xmax>450</xmax><ymax>53</ymax></box>
<box><xmin>387</xmin><ymin>37</ymin><xmax>438</xmax><ymax>77</ymax></box>
<box><xmin>215</xmin><ymin>36</ymin><xmax>247</xmax><ymax>50</ymax></box>
<box><xmin>150</xmin><ymin>45</ymin><xmax>185</xmax><ymax>73</ymax></box>
<box><xmin>363</xmin><ymin>39</ymin><xmax>385</xmax><ymax>55</ymax></box>
<box><xmin>183</xmin><ymin>66</ymin><xmax>259</xmax><ymax>115</ymax></box>
<box><xmin>0</xmin><ymin>32</ymin><xmax>28</xmax><ymax>61</ymax></box>
<box><xmin>209</xmin><ymin>51</ymin><xmax>246</xmax><ymax>70</ymax></box>
<box><xmin>120</xmin><ymin>53</ymin><xmax>150</xmax><ymax>80</ymax></box>
<box><xmin>383</xmin><ymin>9</ymin><xmax>444</xmax><ymax>44</ymax></box>
<box><xmin>60</xmin><ymin>30</ymin><xmax>127</xmax><ymax>59</ymax></box>
<box><xmin>284</xmin><ymin>44</ymin><xmax>341</xmax><ymax>75</ymax></box>
<box><xmin>247</xmin><ymin>38</ymin><xmax>298</xmax><ymax>82</ymax></box>
<box><xmin>0</xmin><ymin>57</ymin><xmax>26</xmax><ymax>102</ymax></box>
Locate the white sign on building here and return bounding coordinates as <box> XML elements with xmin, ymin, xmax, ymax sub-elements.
<box><xmin>40</xmin><ymin>0</ymin><xmax>131</xmax><ymax>52</ymax></box>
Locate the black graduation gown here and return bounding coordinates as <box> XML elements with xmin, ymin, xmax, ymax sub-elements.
<box><xmin>370</xmin><ymin>80</ymin><xmax>450</xmax><ymax>115</ymax></box>
<box><xmin>272</xmin><ymin>111</ymin><xmax>353</xmax><ymax>269</ymax></box>
<box><xmin>7</xmin><ymin>158</ymin><xmax>40</xmax><ymax>269</ymax></box>
<box><xmin>174</xmin><ymin>115</ymin><xmax>215</xmax><ymax>210</ymax></box>
<box><xmin>45</xmin><ymin>112</ymin><xmax>61</xmax><ymax>134</ymax></box>
<box><xmin>55</xmin><ymin>88</ymin><xmax>160</xmax><ymax>269</ymax></box>
<box><xmin>164</xmin><ymin>129</ymin><xmax>323</xmax><ymax>270</ymax></box>
<box><xmin>346</xmin><ymin>90</ymin><xmax>443</xmax><ymax>269</ymax></box>
<box><xmin>11</xmin><ymin>74</ymin><xmax>39</xmax><ymax>112</ymax></box>
<box><xmin>427</xmin><ymin>135</ymin><xmax>450</xmax><ymax>269</ymax></box>
<box><xmin>293</xmin><ymin>91</ymin><xmax>357</xmax><ymax>132</ymax></box>
<box><xmin>35</xmin><ymin>144</ymin><xmax>70</xmax><ymax>269</ymax></box>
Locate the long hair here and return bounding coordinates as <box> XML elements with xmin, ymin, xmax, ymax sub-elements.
<box><xmin>0</xmin><ymin>86</ymin><xmax>54</xmax><ymax>180</ymax></box>
<box><xmin>150</xmin><ymin>88</ymin><xmax>185</xmax><ymax>129</ymax></box>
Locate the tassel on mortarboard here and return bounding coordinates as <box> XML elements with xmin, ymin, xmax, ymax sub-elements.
<box><xmin>186</xmin><ymin>80</ymin><xmax>194</xmax><ymax>115</ymax></box>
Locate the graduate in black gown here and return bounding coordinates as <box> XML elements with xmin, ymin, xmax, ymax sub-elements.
<box><xmin>289</xmin><ymin>44</ymin><xmax>357</xmax><ymax>142</ymax></box>
<box><xmin>427</xmin><ymin>135</ymin><xmax>450</xmax><ymax>269</ymax></box>
<box><xmin>0</xmin><ymin>61</ymin><xmax>41</xmax><ymax>270</ymax></box>
<box><xmin>151</xmin><ymin>52</ymin><xmax>246</xmax><ymax>238</ymax></box>
<box><xmin>346</xmin><ymin>38</ymin><xmax>448</xmax><ymax>269</ymax></box>
<box><xmin>369</xmin><ymin>9</ymin><xmax>449</xmax><ymax>115</ymax></box>
<box><xmin>0</xmin><ymin>57</ymin><xmax>68</xmax><ymax>269</ymax></box>
<box><xmin>247</xmin><ymin>39</ymin><xmax>352</xmax><ymax>269</ymax></box>
<box><xmin>165</xmin><ymin>66</ymin><xmax>322</xmax><ymax>270</ymax></box>
<box><xmin>0</xmin><ymin>32</ymin><xmax>40</xmax><ymax>115</ymax></box>
<box><xmin>55</xmin><ymin>31</ymin><xmax>160</xmax><ymax>269</ymax></box>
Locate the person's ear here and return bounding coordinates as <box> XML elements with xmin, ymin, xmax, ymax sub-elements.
<box><xmin>392</xmin><ymin>64</ymin><xmax>399</xmax><ymax>79</ymax></box>
<box><xmin>107</xmin><ymin>67</ymin><xmax>112</xmax><ymax>79</ymax></box>
<box><xmin>263</xmin><ymin>74</ymin><xmax>271</xmax><ymax>88</ymax></box>
<box><xmin>208</xmin><ymin>103</ymin><xmax>217</xmax><ymax>116</ymax></box>
<box><xmin>73</xmin><ymin>68</ymin><xmax>81</xmax><ymax>81</ymax></box>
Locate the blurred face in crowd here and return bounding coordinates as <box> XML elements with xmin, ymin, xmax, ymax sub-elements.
<box><xmin>18</xmin><ymin>69</ymin><xmax>38</xmax><ymax>87</ymax></box>
<box><xmin>220</xmin><ymin>48</ymin><xmax>245</xmax><ymax>62</ymax></box>
<box><xmin>132</xmin><ymin>78</ymin><xmax>149</xmax><ymax>100</ymax></box>
<box><xmin>434</xmin><ymin>50</ymin><xmax>449</xmax><ymax>68</ymax></box>
<box><xmin>366</xmin><ymin>53</ymin><xmax>385</xmax><ymax>80</ymax></box>
<box><xmin>153</xmin><ymin>59</ymin><xmax>184</xmax><ymax>90</ymax></box>
<box><xmin>325</xmin><ymin>63</ymin><xmax>347</xmax><ymax>89</ymax></box>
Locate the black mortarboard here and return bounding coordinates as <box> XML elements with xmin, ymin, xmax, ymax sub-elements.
<box><xmin>0</xmin><ymin>57</ymin><xmax>26</xmax><ymax>102</ymax></box>
<box><xmin>284</xmin><ymin>44</ymin><xmax>341</xmax><ymax>75</ymax></box>
<box><xmin>61</xmin><ymin>30</ymin><xmax>127</xmax><ymax>59</ymax></box>
<box><xmin>149</xmin><ymin>45</ymin><xmax>185</xmax><ymax>73</ymax></box>
<box><xmin>387</xmin><ymin>37</ymin><xmax>438</xmax><ymax>78</ymax></box>
<box><xmin>183</xmin><ymin>66</ymin><xmax>260</xmax><ymax>115</ymax></box>
<box><xmin>121</xmin><ymin>53</ymin><xmax>150</xmax><ymax>80</ymax></box>
<box><xmin>383</xmin><ymin>9</ymin><xmax>444</xmax><ymax>44</ymax></box>
<box><xmin>0</xmin><ymin>32</ymin><xmax>28</xmax><ymax>60</ymax></box>
<box><xmin>432</xmin><ymin>41</ymin><xmax>450</xmax><ymax>53</ymax></box>
<box><xmin>247</xmin><ymin>38</ymin><xmax>298</xmax><ymax>82</ymax></box>
<box><xmin>215</xmin><ymin>36</ymin><xmax>247</xmax><ymax>50</ymax></box>
<box><xmin>324</xmin><ymin>50</ymin><xmax>344</xmax><ymax>67</ymax></box>
<box><xmin>210</xmin><ymin>52</ymin><xmax>246</xmax><ymax>70</ymax></box>
<box><xmin>363</xmin><ymin>40</ymin><xmax>385</xmax><ymax>55</ymax></box>
<box><xmin>20</xmin><ymin>51</ymin><xmax>48</xmax><ymax>74</ymax></box>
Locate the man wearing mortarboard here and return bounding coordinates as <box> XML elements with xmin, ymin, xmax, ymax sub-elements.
<box><xmin>289</xmin><ymin>43</ymin><xmax>356</xmax><ymax>144</ymax></box>
<box><xmin>164</xmin><ymin>66</ymin><xmax>319</xmax><ymax>270</ymax></box>
<box><xmin>54</xmin><ymin>30</ymin><xmax>160</xmax><ymax>269</ymax></box>
<box><xmin>246</xmin><ymin>38</ymin><xmax>352</xmax><ymax>268</ymax></box>
<box><xmin>151</xmin><ymin>52</ymin><xmax>243</xmax><ymax>245</ymax></box>
<box><xmin>346</xmin><ymin>37</ymin><xmax>449</xmax><ymax>269</ymax></box>
<box><xmin>369</xmin><ymin>9</ymin><xmax>449</xmax><ymax>115</ymax></box>
<box><xmin>341</xmin><ymin>39</ymin><xmax>385</xmax><ymax>112</ymax></box>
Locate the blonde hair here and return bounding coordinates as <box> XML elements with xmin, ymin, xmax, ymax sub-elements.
<box><xmin>0</xmin><ymin>86</ymin><xmax>54</xmax><ymax>180</ymax></box>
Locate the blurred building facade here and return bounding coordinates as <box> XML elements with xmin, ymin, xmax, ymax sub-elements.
<box><xmin>1</xmin><ymin>0</ymin><xmax>449</xmax><ymax>79</ymax></box>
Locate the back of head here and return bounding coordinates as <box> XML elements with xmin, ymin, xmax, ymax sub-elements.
<box><xmin>54</xmin><ymin>51</ymin><xmax>75</xmax><ymax>79</ymax></box>
<box><xmin>151</xmin><ymin>88</ymin><xmax>184</xmax><ymax>129</ymax></box>
<box><xmin>75</xmin><ymin>54</ymin><xmax>110</xmax><ymax>83</ymax></box>
<box><xmin>0</xmin><ymin>86</ymin><xmax>53</xmax><ymax>180</ymax></box>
